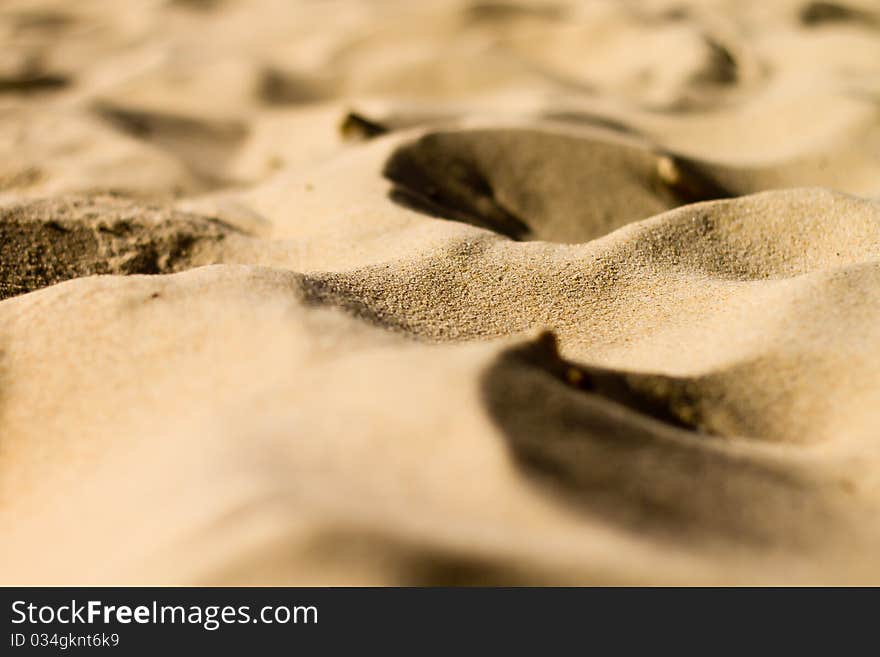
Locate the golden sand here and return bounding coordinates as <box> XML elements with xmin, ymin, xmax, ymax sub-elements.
<box><xmin>2</xmin><ymin>0</ymin><xmax>880</xmax><ymax>584</ymax></box>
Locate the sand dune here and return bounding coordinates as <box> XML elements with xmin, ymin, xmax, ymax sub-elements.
<box><xmin>2</xmin><ymin>0</ymin><xmax>880</xmax><ymax>584</ymax></box>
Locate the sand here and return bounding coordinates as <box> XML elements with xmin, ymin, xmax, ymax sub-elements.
<box><xmin>1</xmin><ymin>0</ymin><xmax>880</xmax><ymax>585</ymax></box>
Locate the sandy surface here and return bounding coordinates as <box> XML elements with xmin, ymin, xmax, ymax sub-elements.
<box><xmin>2</xmin><ymin>0</ymin><xmax>880</xmax><ymax>585</ymax></box>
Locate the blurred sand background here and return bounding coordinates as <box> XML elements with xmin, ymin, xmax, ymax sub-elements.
<box><xmin>2</xmin><ymin>0</ymin><xmax>880</xmax><ymax>584</ymax></box>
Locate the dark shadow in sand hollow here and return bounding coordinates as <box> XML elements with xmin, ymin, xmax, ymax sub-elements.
<box><xmin>464</xmin><ymin>1</ymin><xmax>565</xmax><ymax>22</ymax></box>
<box><xmin>92</xmin><ymin>102</ymin><xmax>247</xmax><ymax>188</ymax></box>
<box><xmin>691</xmin><ymin>37</ymin><xmax>738</xmax><ymax>86</ymax></box>
<box><xmin>259</xmin><ymin>68</ymin><xmax>333</xmax><ymax>106</ymax></box>
<box><xmin>168</xmin><ymin>0</ymin><xmax>225</xmax><ymax>10</ymax></box>
<box><xmin>799</xmin><ymin>2</ymin><xmax>879</xmax><ymax>27</ymax></box>
<box><xmin>479</xmin><ymin>332</ymin><xmax>827</xmax><ymax>548</ymax></box>
<box><xmin>0</xmin><ymin>72</ymin><xmax>69</xmax><ymax>94</ymax></box>
<box><xmin>383</xmin><ymin>135</ymin><xmax>531</xmax><ymax>240</ymax></box>
<box><xmin>382</xmin><ymin>129</ymin><xmax>732</xmax><ymax>243</ymax></box>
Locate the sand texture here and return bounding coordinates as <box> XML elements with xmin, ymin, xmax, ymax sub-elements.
<box><xmin>2</xmin><ymin>0</ymin><xmax>880</xmax><ymax>584</ymax></box>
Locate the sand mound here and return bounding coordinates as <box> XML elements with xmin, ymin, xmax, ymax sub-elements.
<box><xmin>0</xmin><ymin>195</ymin><xmax>231</xmax><ymax>299</ymax></box>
